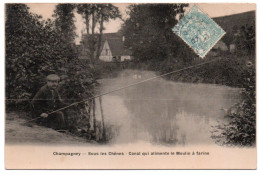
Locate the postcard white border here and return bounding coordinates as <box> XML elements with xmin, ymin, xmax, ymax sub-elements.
<box><xmin>0</xmin><ymin>0</ymin><xmax>259</xmax><ymax>175</ymax></box>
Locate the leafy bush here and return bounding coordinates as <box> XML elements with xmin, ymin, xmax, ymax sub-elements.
<box><xmin>5</xmin><ymin>4</ymin><xmax>96</xmax><ymax>114</ymax></box>
<box><xmin>212</xmin><ymin>62</ymin><xmax>255</xmax><ymax>146</ymax></box>
<box><xmin>5</xmin><ymin>4</ymin><xmax>61</xmax><ymax>110</ymax></box>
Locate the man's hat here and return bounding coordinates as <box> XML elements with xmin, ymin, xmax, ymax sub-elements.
<box><xmin>46</xmin><ymin>74</ymin><xmax>60</xmax><ymax>81</ymax></box>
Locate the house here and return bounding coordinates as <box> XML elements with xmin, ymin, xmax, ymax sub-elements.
<box><xmin>213</xmin><ymin>40</ymin><xmax>228</xmax><ymax>51</ymax></box>
<box><xmin>99</xmin><ymin>36</ymin><xmax>133</xmax><ymax>62</ymax></box>
<box><xmin>229</xmin><ymin>44</ymin><xmax>236</xmax><ymax>53</ymax></box>
<box><xmin>79</xmin><ymin>32</ymin><xmax>133</xmax><ymax>62</ymax></box>
<box><xmin>207</xmin><ymin>40</ymin><xmax>228</xmax><ymax>57</ymax></box>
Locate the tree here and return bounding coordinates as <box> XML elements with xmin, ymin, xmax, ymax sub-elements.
<box><xmin>5</xmin><ymin>4</ymin><xmax>97</xmax><ymax>112</ymax></box>
<box><xmin>121</xmin><ymin>4</ymin><xmax>192</xmax><ymax>64</ymax></box>
<box><xmin>52</xmin><ymin>4</ymin><xmax>99</xmax><ymax>130</ymax></box>
<box><xmin>212</xmin><ymin>62</ymin><xmax>256</xmax><ymax>146</ymax></box>
<box><xmin>77</xmin><ymin>4</ymin><xmax>121</xmax><ymax>66</ymax></box>
<box><xmin>53</xmin><ymin>4</ymin><xmax>76</xmax><ymax>42</ymax></box>
<box><xmin>235</xmin><ymin>23</ymin><xmax>256</xmax><ymax>56</ymax></box>
<box><xmin>53</xmin><ymin>4</ymin><xmax>77</xmax><ymax>70</ymax></box>
<box><xmin>5</xmin><ymin>4</ymin><xmax>62</xmax><ymax>108</ymax></box>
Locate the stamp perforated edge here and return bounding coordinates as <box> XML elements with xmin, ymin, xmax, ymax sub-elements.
<box><xmin>172</xmin><ymin>4</ymin><xmax>226</xmax><ymax>58</ymax></box>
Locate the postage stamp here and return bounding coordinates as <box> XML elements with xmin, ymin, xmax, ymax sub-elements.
<box><xmin>172</xmin><ymin>5</ymin><xmax>226</xmax><ymax>58</ymax></box>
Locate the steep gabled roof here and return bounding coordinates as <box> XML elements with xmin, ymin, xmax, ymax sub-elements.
<box><xmin>106</xmin><ymin>38</ymin><xmax>132</xmax><ymax>56</ymax></box>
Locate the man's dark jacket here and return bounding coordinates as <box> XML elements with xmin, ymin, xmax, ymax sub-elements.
<box><xmin>31</xmin><ymin>85</ymin><xmax>65</xmax><ymax>117</ymax></box>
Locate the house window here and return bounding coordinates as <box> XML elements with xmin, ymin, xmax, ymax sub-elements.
<box><xmin>106</xmin><ymin>49</ymin><xmax>109</xmax><ymax>55</ymax></box>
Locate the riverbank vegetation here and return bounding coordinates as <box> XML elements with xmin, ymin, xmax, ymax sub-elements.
<box><xmin>121</xmin><ymin>4</ymin><xmax>255</xmax><ymax>146</ymax></box>
<box><xmin>5</xmin><ymin>4</ymin><xmax>121</xmax><ymax>143</ymax></box>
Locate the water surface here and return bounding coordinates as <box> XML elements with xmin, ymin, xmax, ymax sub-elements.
<box><xmin>95</xmin><ymin>70</ymin><xmax>241</xmax><ymax>145</ymax></box>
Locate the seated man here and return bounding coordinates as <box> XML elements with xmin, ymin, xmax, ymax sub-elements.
<box><xmin>31</xmin><ymin>74</ymin><xmax>67</xmax><ymax>130</ymax></box>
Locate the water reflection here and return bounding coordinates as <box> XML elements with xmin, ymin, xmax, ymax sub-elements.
<box><xmin>97</xmin><ymin>70</ymin><xmax>241</xmax><ymax>145</ymax></box>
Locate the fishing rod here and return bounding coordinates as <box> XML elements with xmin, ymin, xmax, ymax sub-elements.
<box><xmin>23</xmin><ymin>57</ymin><xmax>222</xmax><ymax>124</ymax></box>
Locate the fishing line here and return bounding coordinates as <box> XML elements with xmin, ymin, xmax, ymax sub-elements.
<box><xmin>23</xmin><ymin>57</ymin><xmax>222</xmax><ymax>124</ymax></box>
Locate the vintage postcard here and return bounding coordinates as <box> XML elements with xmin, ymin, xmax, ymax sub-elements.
<box><xmin>5</xmin><ymin>3</ymin><xmax>256</xmax><ymax>169</ymax></box>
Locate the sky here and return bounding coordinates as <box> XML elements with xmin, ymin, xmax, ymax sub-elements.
<box><xmin>27</xmin><ymin>3</ymin><xmax>129</xmax><ymax>44</ymax></box>
<box><xmin>27</xmin><ymin>3</ymin><xmax>256</xmax><ymax>44</ymax></box>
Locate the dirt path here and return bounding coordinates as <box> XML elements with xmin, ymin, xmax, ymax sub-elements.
<box><xmin>5</xmin><ymin>112</ymin><xmax>93</xmax><ymax>145</ymax></box>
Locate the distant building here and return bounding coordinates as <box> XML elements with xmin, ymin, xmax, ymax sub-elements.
<box><xmin>229</xmin><ymin>44</ymin><xmax>236</xmax><ymax>53</ymax></box>
<box><xmin>79</xmin><ymin>32</ymin><xmax>133</xmax><ymax>62</ymax></box>
<box><xmin>213</xmin><ymin>40</ymin><xmax>228</xmax><ymax>51</ymax></box>
<box><xmin>208</xmin><ymin>40</ymin><xmax>228</xmax><ymax>56</ymax></box>
<box><xmin>99</xmin><ymin>37</ymin><xmax>133</xmax><ymax>62</ymax></box>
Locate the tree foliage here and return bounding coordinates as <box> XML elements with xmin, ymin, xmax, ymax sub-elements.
<box><xmin>52</xmin><ymin>4</ymin><xmax>98</xmax><ymax>123</ymax></box>
<box><xmin>5</xmin><ymin>4</ymin><xmax>96</xmax><ymax>111</ymax></box>
<box><xmin>53</xmin><ymin>4</ymin><xmax>77</xmax><ymax>62</ymax></box>
<box><xmin>6</xmin><ymin>4</ymin><xmax>64</xmax><ymax>104</ymax></box>
<box><xmin>121</xmin><ymin>4</ymin><xmax>196</xmax><ymax>63</ymax></box>
<box><xmin>212</xmin><ymin>62</ymin><xmax>255</xmax><ymax>146</ymax></box>
<box><xmin>235</xmin><ymin>23</ymin><xmax>256</xmax><ymax>56</ymax></box>
<box><xmin>210</xmin><ymin>23</ymin><xmax>256</xmax><ymax>146</ymax></box>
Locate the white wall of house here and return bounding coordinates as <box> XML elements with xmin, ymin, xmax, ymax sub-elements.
<box><xmin>120</xmin><ymin>55</ymin><xmax>132</xmax><ymax>62</ymax></box>
<box><xmin>229</xmin><ymin>44</ymin><xmax>236</xmax><ymax>53</ymax></box>
<box><xmin>214</xmin><ymin>40</ymin><xmax>228</xmax><ymax>51</ymax></box>
<box><xmin>99</xmin><ymin>40</ymin><xmax>113</xmax><ymax>62</ymax></box>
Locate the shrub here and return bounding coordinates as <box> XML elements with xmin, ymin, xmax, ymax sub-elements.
<box><xmin>212</xmin><ymin>62</ymin><xmax>255</xmax><ymax>146</ymax></box>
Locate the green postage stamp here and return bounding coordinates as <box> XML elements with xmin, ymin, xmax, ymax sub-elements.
<box><xmin>172</xmin><ymin>5</ymin><xmax>226</xmax><ymax>58</ymax></box>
